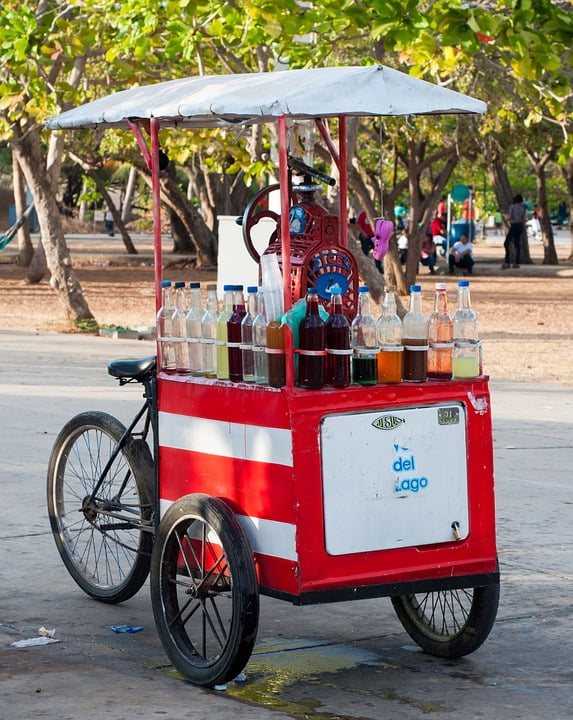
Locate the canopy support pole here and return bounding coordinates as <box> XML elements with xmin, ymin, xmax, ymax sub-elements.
<box><xmin>338</xmin><ymin>115</ymin><xmax>348</xmax><ymax>249</ymax></box>
<box><xmin>150</xmin><ymin>118</ymin><xmax>163</xmax><ymax>313</ymax></box>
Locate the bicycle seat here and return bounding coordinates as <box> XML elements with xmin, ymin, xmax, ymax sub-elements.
<box><xmin>108</xmin><ymin>356</ymin><xmax>156</xmax><ymax>381</ymax></box>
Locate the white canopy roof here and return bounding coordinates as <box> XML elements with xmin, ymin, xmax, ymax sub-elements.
<box><xmin>46</xmin><ymin>65</ymin><xmax>486</xmax><ymax>130</ymax></box>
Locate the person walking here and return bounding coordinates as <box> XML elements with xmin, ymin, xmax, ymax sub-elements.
<box><xmin>502</xmin><ymin>194</ymin><xmax>527</xmax><ymax>269</ymax></box>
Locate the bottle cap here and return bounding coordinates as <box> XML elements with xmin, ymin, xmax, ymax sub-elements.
<box><xmin>329</xmin><ymin>284</ymin><xmax>342</xmax><ymax>294</ymax></box>
<box><xmin>385</xmin><ymin>285</ymin><xmax>396</xmax><ymax>293</ymax></box>
<box><xmin>358</xmin><ymin>286</ymin><xmax>369</xmax><ymax>292</ymax></box>
<box><xmin>247</xmin><ymin>286</ymin><xmax>258</xmax><ymax>293</ymax></box>
<box><xmin>174</xmin><ymin>281</ymin><xmax>185</xmax><ymax>288</ymax></box>
<box><xmin>223</xmin><ymin>284</ymin><xmax>234</xmax><ymax>291</ymax></box>
<box><xmin>307</xmin><ymin>288</ymin><xmax>318</xmax><ymax>294</ymax></box>
<box><xmin>458</xmin><ymin>280</ymin><xmax>470</xmax><ymax>287</ymax></box>
<box><xmin>435</xmin><ymin>283</ymin><xmax>446</xmax><ymax>290</ymax></box>
<box><xmin>410</xmin><ymin>285</ymin><xmax>421</xmax><ymax>292</ymax></box>
<box><xmin>234</xmin><ymin>284</ymin><xmax>244</xmax><ymax>290</ymax></box>
<box><xmin>189</xmin><ymin>281</ymin><xmax>201</xmax><ymax>289</ymax></box>
<box><xmin>161</xmin><ymin>280</ymin><xmax>172</xmax><ymax>287</ymax></box>
<box><xmin>206</xmin><ymin>284</ymin><xmax>217</xmax><ymax>291</ymax></box>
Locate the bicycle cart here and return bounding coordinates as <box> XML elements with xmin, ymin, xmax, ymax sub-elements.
<box><xmin>47</xmin><ymin>65</ymin><xmax>499</xmax><ymax>688</ymax></box>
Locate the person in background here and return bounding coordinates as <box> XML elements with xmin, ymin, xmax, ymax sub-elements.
<box><xmin>430</xmin><ymin>214</ymin><xmax>447</xmax><ymax>255</ymax></box>
<box><xmin>355</xmin><ymin>210</ymin><xmax>382</xmax><ymax>273</ymax></box>
<box><xmin>502</xmin><ymin>194</ymin><xmax>527</xmax><ymax>269</ymax></box>
<box><xmin>397</xmin><ymin>227</ymin><xmax>408</xmax><ymax>265</ymax></box>
<box><xmin>104</xmin><ymin>208</ymin><xmax>115</xmax><ymax>236</ymax></box>
<box><xmin>420</xmin><ymin>231</ymin><xmax>437</xmax><ymax>275</ymax></box>
<box><xmin>394</xmin><ymin>203</ymin><xmax>408</xmax><ymax>231</ymax></box>
<box><xmin>449</xmin><ymin>233</ymin><xmax>474</xmax><ymax>275</ymax></box>
<box><xmin>436</xmin><ymin>194</ymin><xmax>447</xmax><ymax>223</ymax></box>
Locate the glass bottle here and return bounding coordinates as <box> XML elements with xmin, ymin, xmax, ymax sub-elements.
<box><xmin>428</xmin><ymin>283</ymin><xmax>453</xmax><ymax>380</ymax></box>
<box><xmin>325</xmin><ymin>284</ymin><xmax>351</xmax><ymax>388</ymax></box>
<box><xmin>297</xmin><ymin>288</ymin><xmax>325</xmax><ymax>389</ymax></box>
<box><xmin>156</xmin><ymin>280</ymin><xmax>176</xmax><ymax>373</ymax></box>
<box><xmin>228</xmin><ymin>285</ymin><xmax>247</xmax><ymax>383</ymax></box>
<box><xmin>452</xmin><ymin>280</ymin><xmax>480</xmax><ymax>379</ymax></box>
<box><xmin>240</xmin><ymin>286</ymin><xmax>258</xmax><ymax>383</ymax></box>
<box><xmin>173</xmin><ymin>281</ymin><xmax>190</xmax><ymax>373</ymax></box>
<box><xmin>253</xmin><ymin>289</ymin><xmax>269</xmax><ymax>385</ymax></box>
<box><xmin>201</xmin><ymin>284</ymin><xmax>218</xmax><ymax>378</ymax></box>
<box><xmin>402</xmin><ymin>284</ymin><xmax>428</xmax><ymax>382</ymax></box>
<box><xmin>376</xmin><ymin>285</ymin><xmax>403</xmax><ymax>383</ymax></box>
<box><xmin>351</xmin><ymin>286</ymin><xmax>378</xmax><ymax>385</ymax></box>
<box><xmin>216</xmin><ymin>285</ymin><xmax>234</xmax><ymax>380</ymax></box>
<box><xmin>266</xmin><ymin>319</ymin><xmax>286</xmax><ymax>388</ymax></box>
<box><xmin>185</xmin><ymin>281</ymin><xmax>203</xmax><ymax>376</ymax></box>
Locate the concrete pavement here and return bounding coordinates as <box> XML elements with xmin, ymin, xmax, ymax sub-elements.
<box><xmin>0</xmin><ymin>329</ymin><xmax>572</xmax><ymax>719</ymax></box>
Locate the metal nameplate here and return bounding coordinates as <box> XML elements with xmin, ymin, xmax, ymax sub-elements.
<box><xmin>437</xmin><ymin>406</ymin><xmax>460</xmax><ymax>425</ymax></box>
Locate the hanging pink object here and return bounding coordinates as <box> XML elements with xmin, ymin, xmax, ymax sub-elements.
<box><xmin>373</xmin><ymin>218</ymin><xmax>393</xmax><ymax>261</ymax></box>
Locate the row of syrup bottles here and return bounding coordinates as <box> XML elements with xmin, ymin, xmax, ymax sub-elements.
<box><xmin>297</xmin><ymin>280</ymin><xmax>480</xmax><ymax>388</ymax></box>
<box><xmin>156</xmin><ymin>280</ymin><xmax>273</xmax><ymax>384</ymax></box>
<box><xmin>157</xmin><ymin>278</ymin><xmax>480</xmax><ymax>387</ymax></box>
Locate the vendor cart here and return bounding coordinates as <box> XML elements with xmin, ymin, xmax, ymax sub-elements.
<box><xmin>47</xmin><ymin>65</ymin><xmax>499</xmax><ymax>688</ymax></box>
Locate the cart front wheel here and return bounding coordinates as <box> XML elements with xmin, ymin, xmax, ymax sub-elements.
<box><xmin>391</xmin><ymin>583</ymin><xmax>499</xmax><ymax>658</ymax></box>
<box><xmin>151</xmin><ymin>494</ymin><xmax>259</xmax><ymax>687</ymax></box>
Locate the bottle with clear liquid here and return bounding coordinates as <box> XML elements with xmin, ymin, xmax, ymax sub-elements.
<box><xmin>253</xmin><ymin>289</ymin><xmax>269</xmax><ymax>385</ymax></box>
<box><xmin>201</xmin><ymin>284</ymin><xmax>218</xmax><ymax>378</ymax></box>
<box><xmin>325</xmin><ymin>284</ymin><xmax>351</xmax><ymax>388</ymax></box>
<box><xmin>351</xmin><ymin>286</ymin><xmax>378</xmax><ymax>385</ymax></box>
<box><xmin>173</xmin><ymin>281</ymin><xmax>190</xmax><ymax>373</ymax></box>
<box><xmin>452</xmin><ymin>280</ymin><xmax>480</xmax><ymax>379</ymax></box>
<box><xmin>156</xmin><ymin>280</ymin><xmax>176</xmax><ymax>373</ymax></box>
<box><xmin>402</xmin><ymin>284</ymin><xmax>428</xmax><ymax>382</ymax></box>
<box><xmin>428</xmin><ymin>283</ymin><xmax>453</xmax><ymax>380</ymax></box>
<box><xmin>185</xmin><ymin>281</ymin><xmax>203</xmax><ymax>376</ymax></box>
<box><xmin>216</xmin><ymin>285</ymin><xmax>234</xmax><ymax>380</ymax></box>
<box><xmin>297</xmin><ymin>288</ymin><xmax>325</xmax><ymax>389</ymax></box>
<box><xmin>228</xmin><ymin>285</ymin><xmax>247</xmax><ymax>383</ymax></box>
<box><xmin>376</xmin><ymin>285</ymin><xmax>403</xmax><ymax>383</ymax></box>
<box><xmin>240</xmin><ymin>286</ymin><xmax>258</xmax><ymax>383</ymax></box>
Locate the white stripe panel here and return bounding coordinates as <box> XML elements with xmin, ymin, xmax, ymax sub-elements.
<box><xmin>158</xmin><ymin>411</ymin><xmax>293</xmax><ymax>467</ymax></box>
<box><xmin>159</xmin><ymin>499</ymin><xmax>298</xmax><ymax>561</ymax></box>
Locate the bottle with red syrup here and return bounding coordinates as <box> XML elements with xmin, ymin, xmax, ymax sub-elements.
<box><xmin>325</xmin><ymin>284</ymin><xmax>351</xmax><ymax>387</ymax></box>
<box><xmin>427</xmin><ymin>282</ymin><xmax>453</xmax><ymax>380</ymax></box>
<box><xmin>402</xmin><ymin>284</ymin><xmax>428</xmax><ymax>382</ymax></box>
<box><xmin>297</xmin><ymin>288</ymin><xmax>325</xmax><ymax>389</ymax></box>
<box><xmin>227</xmin><ymin>285</ymin><xmax>246</xmax><ymax>382</ymax></box>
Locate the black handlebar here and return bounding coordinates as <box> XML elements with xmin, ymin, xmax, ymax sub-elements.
<box><xmin>287</xmin><ymin>155</ymin><xmax>336</xmax><ymax>187</ymax></box>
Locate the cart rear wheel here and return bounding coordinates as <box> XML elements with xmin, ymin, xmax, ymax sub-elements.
<box><xmin>47</xmin><ymin>411</ymin><xmax>154</xmax><ymax>604</ymax></box>
<box><xmin>391</xmin><ymin>583</ymin><xmax>499</xmax><ymax>658</ymax></box>
<box><xmin>151</xmin><ymin>494</ymin><xmax>259</xmax><ymax>687</ymax></box>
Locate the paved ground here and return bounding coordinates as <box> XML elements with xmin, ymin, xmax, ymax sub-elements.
<box><xmin>0</xmin><ymin>330</ymin><xmax>572</xmax><ymax>719</ymax></box>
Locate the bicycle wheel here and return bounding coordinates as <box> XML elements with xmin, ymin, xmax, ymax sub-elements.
<box><xmin>47</xmin><ymin>411</ymin><xmax>154</xmax><ymax>603</ymax></box>
<box><xmin>151</xmin><ymin>494</ymin><xmax>259</xmax><ymax>687</ymax></box>
<box><xmin>391</xmin><ymin>582</ymin><xmax>500</xmax><ymax>658</ymax></box>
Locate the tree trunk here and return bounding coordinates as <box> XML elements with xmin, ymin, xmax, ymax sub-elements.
<box><xmin>12</xmin><ymin>153</ymin><xmax>34</xmax><ymax>267</ymax></box>
<box><xmin>138</xmin><ymin>166</ymin><xmax>217</xmax><ymax>265</ymax></box>
<box><xmin>488</xmin><ymin>156</ymin><xmax>513</xmax><ymax>230</ymax></box>
<box><xmin>562</xmin><ymin>157</ymin><xmax>573</xmax><ymax>262</ymax></box>
<box><xmin>12</xmin><ymin>127</ymin><xmax>95</xmax><ymax>326</ymax></box>
<box><xmin>527</xmin><ymin>150</ymin><xmax>558</xmax><ymax>265</ymax></box>
<box><xmin>70</xmin><ymin>153</ymin><xmax>138</xmax><ymax>254</ymax></box>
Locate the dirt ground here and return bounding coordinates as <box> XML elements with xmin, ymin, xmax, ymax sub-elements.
<box><xmin>1</xmin><ymin>236</ymin><xmax>572</xmax><ymax>385</ymax></box>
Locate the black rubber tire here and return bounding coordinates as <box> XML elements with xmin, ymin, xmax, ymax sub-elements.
<box><xmin>47</xmin><ymin>411</ymin><xmax>154</xmax><ymax>603</ymax></box>
<box><xmin>150</xmin><ymin>494</ymin><xmax>259</xmax><ymax>687</ymax></box>
<box><xmin>391</xmin><ymin>582</ymin><xmax>500</xmax><ymax>658</ymax></box>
